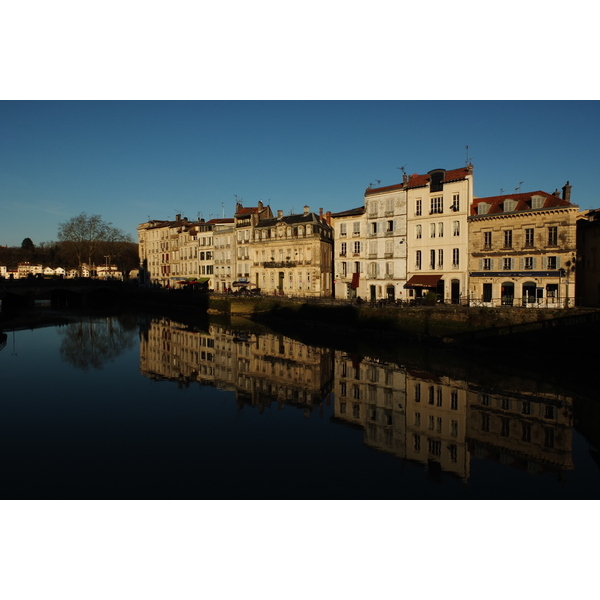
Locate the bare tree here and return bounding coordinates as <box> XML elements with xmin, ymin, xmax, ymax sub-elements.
<box><xmin>57</xmin><ymin>213</ymin><xmax>132</xmax><ymax>274</ymax></box>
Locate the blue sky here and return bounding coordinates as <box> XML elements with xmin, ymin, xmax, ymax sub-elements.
<box><xmin>1</xmin><ymin>100</ymin><xmax>599</xmax><ymax>247</ymax></box>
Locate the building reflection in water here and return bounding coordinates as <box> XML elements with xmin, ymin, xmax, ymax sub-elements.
<box><xmin>139</xmin><ymin>317</ymin><xmax>574</xmax><ymax>483</ymax></box>
<box><xmin>139</xmin><ymin>317</ymin><xmax>333</xmax><ymax>416</ymax></box>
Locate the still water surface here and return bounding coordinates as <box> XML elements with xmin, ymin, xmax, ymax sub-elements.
<box><xmin>1</xmin><ymin>312</ymin><xmax>599</xmax><ymax>499</ymax></box>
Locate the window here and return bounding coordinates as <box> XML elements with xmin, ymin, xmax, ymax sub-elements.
<box><xmin>431</xmin><ymin>196</ymin><xmax>443</xmax><ymax>214</ymax></box>
<box><xmin>451</xmin><ymin>390</ymin><xmax>458</xmax><ymax>410</ymax></box>
<box><xmin>430</xmin><ymin>250</ymin><xmax>436</xmax><ymax>270</ymax></box>
<box><xmin>437</xmin><ymin>387</ymin><xmax>443</xmax><ymax>407</ymax></box>
<box><xmin>504</xmin><ymin>230</ymin><xmax>513</xmax><ymax>249</ymax></box>
<box><xmin>483</xmin><ymin>231</ymin><xmax>492</xmax><ymax>249</ymax></box>
<box><xmin>438</xmin><ymin>249</ymin><xmax>443</xmax><ymax>268</ymax></box>
<box><xmin>503</xmin><ymin>257</ymin><xmax>513</xmax><ymax>270</ymax></box>
<box><xmin>452</xmin><ymin>193</ymin><xmax>460</xmax><ymax>212</ymax></box>
<box><xmin>547</xmin><ymin>256</ymin><xmax>557</xmax><ymax>270</ymax></box>
<box><xmin>503</xmin><ymin>199</ymin><xmax>517</xmax><ymax>212</ymax></box>
<box><xmin>483</xmin><ymin>258</ymin><xmax>492</xmax><ymax>270</ymax></box>
<box><xmin>416</xmin><ymin>224</ymin><xmax>422</xmax><ymax>239</ymax></box>
<box><xmin>481</xmin><ymin>413</ymin><xmax>490</xmax><ymax>432</ymax></box>
<box><xmin>525</xmin><ymin>228</ymin><xmax>534</xmax><ymax>248</ymax></box>
<box><xmin>341</xmin><ymin>262</ymin><xmax>347</xmax><ymax>277</ymax></box>
<box><xmin>429</xmin><ymin>386</ymin><xmax>435</xmax><ymax>405</ymax></box>
<box><xmin>531</xmin><ymin>195</ymin><xmax>545</xmax><ymax>209</ymax></box>
<box><xmin>548</xmin><ymin>226</ymin><xmax>558</xmax><ymax>246</ymax></box>
<box><xmin>452</xmin><ymin>248</ymin><xmax>459</xmax><ymax>268</ymax></box>
<box><xmin>453</xmin><ymin>221</ymin><xmax>460</xmax><ymax>236</ymax></box>
<box><xmin>353</xmin><ymin>222</ymin><xmax>361</xmax><ymax>236</ymax></box>
<box><xmin>524</xmin><ymin>257</ymin><xmax>534</xmax><ymax>270</ymax></box>
<box><xmin>386</xmin><ymin>220</ymin><xmax>394</xmax><ymax>232</ymax></box>
<box><xmin>522</xmin><ymin>422</ymin><xmax>532</xmax><ymax>443</ymax></box>
<box><xmin>353</xmin><ymin>241</ymin><xmax>361</xmax><ymax>255</ymax></box>
<box><xmin>430</xmin><ymin>223</ymin><xmax>436</xmax><ymax>238</ymax></box>
<box><xmin>478</xmin><ymin>202</ymin><xmax>490</xmax><ymax>215</ymax></box>
<box><xmin>451</xmin><ymin>420</ymin><xmax>458</xmax><ymax>437</ymax></box>
<box><xmin>385</xmin><ymin>240</ymin><xmax>393</xmax><ymax>256</ymax></box>
<box><xmin>501</xmin><ymin>418</ymin><xmax>510</xmax><ymax>437</ymax></box>
<box><xmin>415</xmin><ymin>250</ymin><xmax>422</xmax><ymax>270</ymax></box>
<box><xmin>430</xmin><ymin>170</ymin><xmax>444</xmax><ymax>192</ymax></box>
<box><xmin>438</xmin><ymin>222</ymin><xmax>444</xmax><ymax>237</ymax></box>
<box><xmin>414</xmin><ymin>412</ymin><xmax>421</xmax><ymax>426</ymax></box>
<box><xmin>414</xmin><ymin>383</ymin><xmax>421</xmax><ymax>402</ymax></box>
<box><xmin>340</xmin><ymin>242</ymin><xmax>347</xmax><ymax>256</ymax></box>
<box><xmin>415</xmin><ymin>199</ymin><xmax>422</xmax><ymax>216</ymax></box>
<box><xmin>354</xmin><ymin>262</ymin><xmax>361</xmax><ymax>274</ymax></box>
<box><xmin>370</xmin><ymin>222</ymin><xmax>378</xmax><ymax>235</ymax></box>
<box><xmin>340</xmin><ymin>223</ymin><xmax>347</xmax><ymax>237</ymax></box>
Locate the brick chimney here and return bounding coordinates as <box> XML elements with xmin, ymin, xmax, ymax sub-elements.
<box><xmin>326</xmin><ymin>211</ymin><xmax>332</xmax><ymax>225</ymax></box>
<box><xmin>562</xmin><ymin>181</ymin><xmax>572</xmax><ymax>203</ymax></box>
<box><xmin>319</xmin><ymin>207</ymin><xmax>323</xmax><ymax>221</ymax></box>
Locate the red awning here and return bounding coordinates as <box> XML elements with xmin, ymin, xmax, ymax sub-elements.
<box><xmin>405</xmin><ymin>275</ymin><xmax>442</xmax><ymax>288</ymax></box>
<box><xmin>351</xmin><ymin>272</ymin><xmax>360</xmax><ymax>289</ymax></box>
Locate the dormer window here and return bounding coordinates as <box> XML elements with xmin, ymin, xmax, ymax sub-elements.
<box><xmin>429</xmin><ymin>169</ymin><xmax>445</xmax><ymax>193</ymax></box>
<box><xmin>503</xmin><ymin>199</ymin><xmax>517</xmax><ymax>212</ymax></box>
<box><xmin>531</xmin><ymin>195</ymin><xmax>545</xmax><ymax>209</ymax></box>
<box><xmin>477</xmin><ymin>202</ymin><xmax>490</xmax><ymax>215</ymax></box>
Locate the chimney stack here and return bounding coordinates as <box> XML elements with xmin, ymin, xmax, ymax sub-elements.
<box><xmin>277</xmin><ymin>210</ymin><xmax>283</xmax><ymax>219</ymax></box>
<box><xmin>258</xmin><ymin>200</ymin><xmax>263</xmax><ymax>211</ymax></box>
<box><xmin>319</xmin><ymin>207</ymin><xmax>323</xmax><ymax>220</ymax></box>
<box><xmin>403</xmin><ymin>173</ymin><xmax>407</xmax><ymax>184</ymax></box>
<box><xmin>176</xmin><ymin>214</ymin><xmax>181</xmax><ymax>222</ymax></box>
<box><xmin>304</xmin><ymin>205</ymin><xmax>310</xmax><ymax>215</ymax></box>
<box><xmin>553</xmin><ymin>189</ymin><xmax>561</xmax><ymax>198</ymax></box>
<box><xmin>562</xmin><ymin>181</ymin><xmax>572</xmax><ymax>203</ymax></box>
<box><xmin>326</xmin><ymin>211</ymin><xmax>332</xmax><ymax>225</ymax></box>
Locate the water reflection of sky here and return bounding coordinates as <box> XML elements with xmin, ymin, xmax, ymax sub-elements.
<box><xmin>1</xmin><ymin>313</ymin><xmax>599</xmax><ymax>500</ymax></box>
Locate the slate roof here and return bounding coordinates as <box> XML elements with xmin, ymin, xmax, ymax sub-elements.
<box><xmin>470</xmin><ymin>191</ymin><xmax>575</xmax><ymax>217</ymax></box>
<box><xmin>329</xmin><ymin>206</ymin><xmax>365</xmax><ymax>218</ymax></box>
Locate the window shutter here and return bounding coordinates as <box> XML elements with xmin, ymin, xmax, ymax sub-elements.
<box><xmin>556</xmin><ymin>257</ymin><xmax>561</xmax><ymax>270</ymax></box>
<box><xmin>542</xmin><ymin>256</ymin><xmax>547</xmax><ymax>269</ymax></box>
<box><xmin>511</xmin><ymin>258</ymin><xmax>515</xmax><ymax>270</ymax></box>
<box><xmin>532</xmin><ymin>257</ymin><xmax>537</xmax><ymax>270</ymax></box>
<box><xmin>479</xmin><ymin>258</ymin><xmax>483</xmax><ymax>270</ymax></box>
<box><xmin>519</xmin><ymin>257</ymin><xmax>524</xmax><ymax>270</ymax></box>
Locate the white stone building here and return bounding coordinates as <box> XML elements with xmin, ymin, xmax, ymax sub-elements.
<box><xmin>363</xmin><ymin>183</ymin><xmax>408</xmax><ymax>302</ymax></box>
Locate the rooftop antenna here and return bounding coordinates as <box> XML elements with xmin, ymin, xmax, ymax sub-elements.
<box><xmin>515</xmin><ymin>181</ymin><xmax>523</xmax><ymax>193</ymax></box>
<box><xmin>397</xmin><ymin>165</ymin><xmax>407</xmax><ymax>175</ymax></box>
<box><xmin>222</xmin><ymin>203</ymin><xmax>225</xmax><ymax>218</ymax></box>
<box><xmin>375</xmin><ymin>179</ymin><xmax>381</xmax><ymax>186</ymax></box>
<box><xmin>465</xmin><ymin>145</ymin><xmax>473</xmax><ymax>166</ymax></box>
<box><xmin>197</xmin><ymin>211</ymin><xmax>202</xmax><ymax>221</ymax></box>
<box><xmin>500</xmin><ymin>188</ymin><xmax>505</xmax><ymax>195</ymax></box>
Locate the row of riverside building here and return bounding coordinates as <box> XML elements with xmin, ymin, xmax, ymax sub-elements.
<box><xmin>137</xmin><ymin>164</ymin><xmax>600</xmax><ymax>307</ymax></box>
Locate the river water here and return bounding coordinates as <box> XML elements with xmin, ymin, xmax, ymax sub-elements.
<box><xmin>1</xmin><ymin>310</ymin><xmax>599</xmax><ymax>499</ymax></box>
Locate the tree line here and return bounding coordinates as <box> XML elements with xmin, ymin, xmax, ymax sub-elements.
<box><xmin>0</xmin><ymin>212</ymin><xmax>139</xmax><ymax>276</ymax></box>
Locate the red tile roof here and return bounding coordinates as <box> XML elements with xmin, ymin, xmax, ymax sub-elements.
<box><xmin>365</xmin><ymin>166</ymin><xmax>471</xmax><ymax>195</ymax></box>
<box><xmin>470</xmin><ymin>191</ymin><xmax>575</xmax><ymax>216</ymax></box>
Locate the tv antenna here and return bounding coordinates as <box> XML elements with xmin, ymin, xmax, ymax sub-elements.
<box><xmin>465</xmin><ymin>145</ymin><xmax>473</xmax><ymax>166</ymax></box>
<box><xmin>515</xmin><ymin>181</ymin><xmax>523</xmax><ymax>193</ymax></box>
<box><xmin>197</xmin><ymin>211</ymin><xmax>202</xmax><ymax>221</ymax></box>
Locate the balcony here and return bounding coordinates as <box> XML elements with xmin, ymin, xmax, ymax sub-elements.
<box><xmin>262</xmin><ymin>261</ymin><xmax>297</xmax><ymax>268</ymax></box>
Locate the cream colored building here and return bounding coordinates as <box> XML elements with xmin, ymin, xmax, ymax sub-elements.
<box><xmin>363</xmin><ymin>183</ymin><xmax>408</xmax><ymax>302</ymax></box>
<box><xmin>405</xmin><ymin>166</ymin><xmax>474</xmax><ymax>303</ymax></box>
<box><xmin>468</xmin><ymin>184</ymin><xmax>578</xmax><ymax>307</ymax></box>
<box><xmin>251</xmin><ymin>206</ymin><xmax>334</xmax><ymax>297</ymax></box>
<box><xmin>576</xmin><ymin>207</ymin><xmax>600</xmax><ymax>307</ymax></box>
<box><xmin>330</xmin><ymin>207</ymin><xmax>368</xmax><ymax>299</ymax></box>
